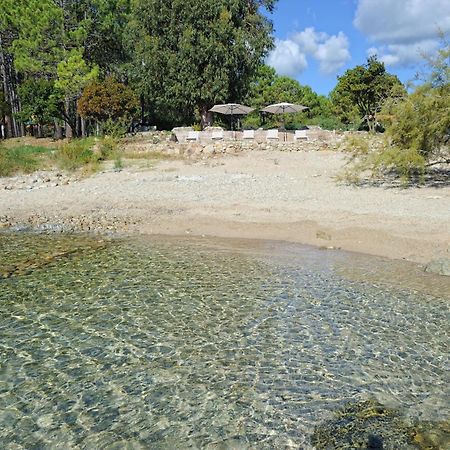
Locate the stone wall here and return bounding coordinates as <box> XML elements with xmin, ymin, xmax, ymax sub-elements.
<box><xmin>172</xmin><ymin>125</ymin><xmax>347</xmax><ymax>145</ymax></box>
<box><xmin>124</xmin><ymin>127</ymin><xmax>366</xmax><ymax>158</ymax></box>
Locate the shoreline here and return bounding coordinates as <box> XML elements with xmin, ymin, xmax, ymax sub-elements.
<box><xmin>1</xmin><ymin>149</ymin><xmax>449</xmax><ymax>266</ymax></box>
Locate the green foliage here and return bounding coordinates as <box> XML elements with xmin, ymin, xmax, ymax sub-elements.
<box><xmin>53</xmin><ymin>138</ymin><xmax>98</xmax><ymax>171</ymax></box>
<box><xmin>0</xmin><ymin>90</ymin><xmax>11</xmax><ymax>118</ymax></box>
<box><xmin>99</xmin><ymin>118</ymin><xmax>129</xmax><ymax>138</ymax></box>
<box><xmin>127</xmin><ymin>0</ymin><xmax>277</xmax><ymax>127</ymax></box>
<box><xmin>0</xmin><ymin>144</ymin><xmax>53</xmax><ymax>176</ymax></box>
<box><xmin>98</xmin><ymin>136</ymin><xmax>120</xmax><ymax>159</ymax></box>
<box><xmin>0</xmin><ymin>137</ymin><xmax>125</xmax><ymax>176</ymax></box>
<box><xmin>2</xmin><ymin>0</ymin><xmax>65</xmax><ymax>77</ymax></box>
<box><xmin>55</xmin><ymin>49</ymin><xmax>99</xmax><ymax>101</ymax></box>
<box><xmin>244</xmin><ymin>65</ymin><xmax>339</xmax><ymax>129</ymax></box>
<box><xmin>341</xmin><ymin>39</ymin><xmax>449</xmax><ymax>186</ymax></box>
<box><xmin>78</xmin><ymin>78</ymin><xmax>138</xmax><ymax>131</ymax></box>
<box><xmin>331</xmin><ymin>56</ymin><xmax>405</xmax><ymax>132</ymax></box>
<box><xmin>340</xmin><ymin>134</ymin><xmax>427</xmax><ymax>186</ymax></box>
<box><xmin>17</xmin><ymin>79</ymin><xmax>59</xmax><ymax>125</ymax></box>
<box><xmin>382</xmin><ymin>37</ymin><xmax>450</xmax><ymax>167</ymax></box>
<box><xmin>113</xmin><ymin>156</ymin><xmax>123</xmax><ymax>170</ymax></box>
<box><xmin>306</xmin><ymin>115</ymin><xmax>348</xmax><ymax>131</ymax></box>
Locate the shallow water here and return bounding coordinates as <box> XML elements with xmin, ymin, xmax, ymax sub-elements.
<box><xmin>0</xmin><ymin>233</ymin><xmax>449</xmax><ymax>449</ymax></box>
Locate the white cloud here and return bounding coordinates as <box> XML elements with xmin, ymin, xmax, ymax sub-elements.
<box><xmin>354</xmin><ymin>0</ymin><xmax>450</xmax><ymax>66</ymax></box>
<box><xmin>367</xmin><ymin>40</ymin><xmax>441</xmax><ymax>66</ymax></box>
<box><xmin>267</xmin><ymin>39</ymin><xmax>308</xmax><ymax>78</ymax></box>
<box><xmin>267</xmin><ymin>28</ymin><xmax>351</xmax><ymax>77</ymax></box>
<box><xmin>314</xmin><ymin>32</ymin><xmax>351</xmax><ymax>75</ymax></box>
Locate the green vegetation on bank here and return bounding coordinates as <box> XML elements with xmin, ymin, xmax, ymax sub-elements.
<box><xmin>0</xmin><ymin>135</ymin><xmax>181</xmax><ymax>177</ymax></box>
<box><xmin>0</xmin><ymin>145</ymin><xmax>53</xmax><ymax>176</ymax></box>
<box><xmin>0</xmin><ymin>1</ymin><xmax>448</xmax><ymax>184</ymax></box>
<box><xmin>341</xmin><ymin>39</ymin><xmax>450</xmax><ymax>184</ymax></box>
<box><xmin>0</xmin><ymin>138</ymin><xmax>119</xmax><ymax>177</ymax></box>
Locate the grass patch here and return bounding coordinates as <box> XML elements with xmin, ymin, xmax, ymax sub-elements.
<box><xmin>0</xmin><ymin>144</ymin><xmax>54</xmax><ymax>176</ymax></box>
<box><xmin>122</xmin><ymin>150</ymin><xmax>180</xmax><ymax>160</ymax></box>
<box><xmin>0</xmin><ymin>136</ymin><xmax>179</xmax><ymax>177</ymax></box>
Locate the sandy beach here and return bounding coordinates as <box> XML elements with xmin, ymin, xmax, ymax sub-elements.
<box><xmin>1</xmin><ymin>148</ymin><xmax>449</xmax><ymax>265</ymax></box>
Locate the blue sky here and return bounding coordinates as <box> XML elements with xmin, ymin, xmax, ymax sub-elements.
<box><xmin>266</xmin><ymin>0</ymin><xmax>450</xmax><ymax>95</ymax></box>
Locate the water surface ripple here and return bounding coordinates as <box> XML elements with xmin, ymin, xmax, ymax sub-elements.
<box><xmin>0</xmin><ymin>234</ymin><xmax>448</xmax><ymax>449</ymax></box>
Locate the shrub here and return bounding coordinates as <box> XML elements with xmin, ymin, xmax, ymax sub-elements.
<box><xmin>53</xmin><ymin>138</ymin><xmax>98</xmax><ymax>171</ymax></box>
<box><xmin>341</xmin><ymin>37</ymin><xmax>449</xmax><ymax>184</ymax></box>
<box><xmin>0</xmin><ymin>145</ymin><xmax>52</xmax><ymax>176</ymax></box>
<box><xmin>78</xmin><ymin>77</ymin><xmax>139</xmax><ymax>134</ymax></box>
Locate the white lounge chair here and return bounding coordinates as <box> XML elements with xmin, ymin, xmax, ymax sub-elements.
<box><xmin>243</xmin><ymin>130</ymin><xmax>255</xmax><ymax>140</ymax></box>
<box><xmin>211</xmin><ymin>130</ymin><xmax>224</xmax><ymax>140</ymax></box>
<box><xmin>266</xmin><ymin>129</ymin><xmax>279</xmax><ymax>140</ymax></box>
<box><xmin>294</xmin><ymin>130</ymin><xmax>308</xmax><ymax>141</ymax></box>
<box><xmin>186</xmin><ymin>131</ymin><xmax>200</xmax><ymax>141</ymax></box>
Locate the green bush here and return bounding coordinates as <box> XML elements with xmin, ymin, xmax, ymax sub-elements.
<box><xmin>0</xmin><ymin>145</ymin><xmax>53</xmax><ymax>176</ymax></box>
<box><xmin>101</xmin><ymin>117</ymin><xmax>131</xmax><ymax>138</ymax></box>
<box><xmin>53</xmin><ymin>138</ymin><xmax>98</xmax><ymax>171</ymax></box>
<box><xmin>306</xmin><ymin>116</ymin><xmax>348</xmax><ymax>131</ymax></box>
<box><xmin>340</xmin><ymin>134</ymin><xmax>426</xmax><ymax>185</ymax></box>
<box><xmin>98</xmin><ymin>136</ymin><xmax>119</xmax><ymax>160</ymax></box>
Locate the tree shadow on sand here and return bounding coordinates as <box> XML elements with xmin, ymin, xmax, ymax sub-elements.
<box><xmin>342</xmin><ymin>168</ymin><xmax>450</xmax><ymax>190</ymax></box>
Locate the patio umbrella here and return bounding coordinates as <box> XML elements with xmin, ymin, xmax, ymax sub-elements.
<box><xmin>209</xmin><ymin>103</ymin><xmax>254</xmax><ymax>132</ymax></box>
<box><xmin>261</xmin><ymin>102</ymin><xmax>309</xmax><ymax>115</ymax></box>
<box><xmin>261</xmin><ymin>102</ymin><xmax>309</xmax><ymax>140</ymax></box>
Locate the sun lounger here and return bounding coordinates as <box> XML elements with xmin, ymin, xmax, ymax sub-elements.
<box><xmin>211</xmin><ymin>130</ymin><xmax>224</xmax><ymax>140</ymax></box>
<box><xmin>266</xmin><ymin>129</ymin><xmax>279</xmax><ymax>140</ymax></box>
<box><xmin>243</xmin><ymin>130</ymin><xmax>255</xmax><ymax>140</ymax></box>
<box><xmin>294</xmin><ymin>130</ymin><xmax>308</xmax><ymax>140</ymax></box>
<box><xmin>186</xmin><ymin>131</ymin><xmax>200</xmax><ymax>141</ymax></box>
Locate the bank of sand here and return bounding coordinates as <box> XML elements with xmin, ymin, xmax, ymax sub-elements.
<box><xmin>1</xmin><ymin>149</ymin><xmax>449</xmax><ymax>264</ymax></box>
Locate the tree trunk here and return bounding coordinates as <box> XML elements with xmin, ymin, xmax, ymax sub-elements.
<box><xmin>140</xmin><ymin>95</ymin><xmax>145</xmax><ymax>126</ymax></box>
<box><xmin>199</xmin><ymin>105</ymin><xmax>213</xmax><ymax>130</ymax></box>
<box><xmin>81</xmin><ymin>117</ymin><xmax>86</xmax><ymax>137</ymax></box>
<box><xmin>64</xmin><ymin>97</ymin><xmax>73</xmax><ymax>138</ymax></box>
<box><xmin>0</xmin><ymin>34</ymin><xmax>23</xmax><ymax>138</ymax></box>
<box><xmin>54</xmin><ymin>119</ymin><xmax>63</xmax><ymax>140</ymax></box>
<box><xmin>4</xmin><ymin>114</ymin><xmax>13</xmax><ymax>138</ymax></box>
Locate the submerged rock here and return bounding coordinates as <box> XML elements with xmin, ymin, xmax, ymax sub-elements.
<box><xmin>424</xmin><ymin>258</ymin><xmax>450</xmax><ymax>276</ymax></box>
<box><xmin>311</xmin><ymin>399</ymin><xmax>449</xmax><ymax>450</ymax></box>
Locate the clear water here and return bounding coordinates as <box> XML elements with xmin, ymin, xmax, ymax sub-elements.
<box><xmin>0</xmin><ymin>233</ymin><xmax>449</xmax><ymax>449</ymax></box>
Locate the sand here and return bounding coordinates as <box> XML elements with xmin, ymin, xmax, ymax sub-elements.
<box><xmin>1</xmin><ymin>149</ymin><xmax>449</xmax><ymax>264</ymax></box>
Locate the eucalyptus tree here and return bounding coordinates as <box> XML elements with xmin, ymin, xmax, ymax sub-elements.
<box><xmin>127</xmin><ymin>0</ymin><xmax>277</xmax><ymax>128</ymax></box>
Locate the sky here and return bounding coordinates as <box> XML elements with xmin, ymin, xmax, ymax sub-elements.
<box><xmin>266</xmin><ymin>0</ymin><xmax>450</xmax><ymax>95</ymax></box>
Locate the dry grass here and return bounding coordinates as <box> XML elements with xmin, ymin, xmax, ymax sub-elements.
<box><xmin>121</xmin><ymin>150</ymin><xmax>182</xmax><ymax>161</ymax></box>
<box><xmin>2</xmin><ymin>137</ymin><xmax>59</xmax><ymax>150</ymax></box>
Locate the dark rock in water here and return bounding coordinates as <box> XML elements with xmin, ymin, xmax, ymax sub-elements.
<box><xmin>424</xmin><ymin>258</ymin><xmax>450</xmax><ymax>276</ymax></box>
<box><xmin>311</xmin><ymin>399</ymin><xmax>449</xmax><ymax>450</ymax></box>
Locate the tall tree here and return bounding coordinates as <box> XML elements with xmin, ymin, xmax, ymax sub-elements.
<box><xmin>127</xmin><ymin>0</ymin><xmax>277</xmax><ymax>129</ymax></box>
<box><xmin>16</xmin><ymin>79</ymin><xmax>59</xmax><ymax>137</ymax></box>
<box><xmin>0</xmin><ymin>1</ymin><xmax>24</xmax><ymax>137</ymax></box>
<box><xmin>331</xmin><ymin>56</ymin><xmax>405</xmax><ymax>132</ymax></box>
<box><xmin>1</xmin><ymin>0</ymin><xmax>125</xmax><ymax>137</ymax></box>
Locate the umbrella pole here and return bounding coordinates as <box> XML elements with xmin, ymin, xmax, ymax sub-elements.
<box><xmin>231</xmin><ymin>113</ymin><xmax>236</xmax><ymax>140</ymax></box>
